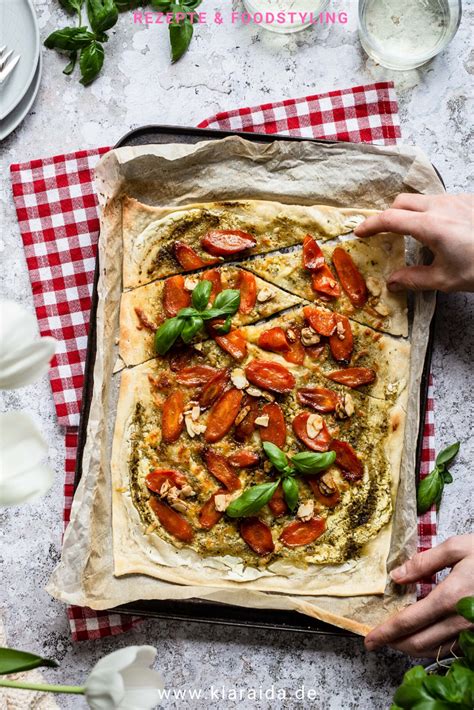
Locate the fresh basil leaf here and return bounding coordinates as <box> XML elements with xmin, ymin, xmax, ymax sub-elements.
<box><xmin>212</xmin><ymin>289</ymin><xmax>240</xmax><ymax>315</ymax></box>
<box><xmin>441</xmin><ymin>470</ymin><xmax>453</xmax><ymax>484</ymax></box>
<box><xmin>181</xmin><ymin>316</ymin><xmax>203</xmax><ymax>343</ymax></box>
<box><xmin>177</xmin><ymin>307</ymin><xmax>198</xmax><ymax>319</ymax></box>
<box><xmin>0</xmin><ymin>648</ymin><xmax>58</xmax><ymax>675</ymax></box>
<box><xmin>436</xmin><ymin>442</ymin><xmax>460</xmax><ymax>468</ymax></box>
<box><xmin>154</xmin><ymin>317</ymin><xmax>184</xmax><ymax>355</ymax></box>
<box><xmin>200</xmin><ymin>308</ymin><xmax>226</xmax><ymax>321</ymax></box>
<box><xmin>291</xmin><ymin>451</ymin><xmax>336</xmax><ymax>475</ymax></box>
<box><xmin>192</xmin><ymin>280</ymin><xmax>212</xmax><ymax>311</ymax></box>
<box><xmin>151</xmin><ymin>0</ymin><xmax>172</xmax><ymax>9</ymax></box>
<box><xmin>79</xmin><ymin>40</ymin><xmax>104</xmax><ymax>85</ymax></box>
<box><xmin>63</xmin><ymin>51</ymin><xmax>77</xmax><ymax>75</ymax></box>
<box><xmin>86</xmin><ymin>0</ymin><xmax>118</xmax><ymax>33</ymax></box>
<box><xmin>282</xmin><ymin>476</ymin><xmax>299</xmax><ymax>512</ymax></box>
<box><xmin>214</xmin><ymin>315</ymin><xmax>232</xmax><ymax>335</ymax></box>
<box><xmin>59</xmin><ymin>0</ymin><xmax>84</xmax><ymax>14</ymax></box>
<box><xmin>44</xmin><ymin>27</ymin><xmax>95</xmax><ymax>50</ymax></box>
<box><xmin>456</xmin><ymin>596</ymin><xmax>474</xmax><ymax>624</ymax></box>
<box><xmin>417</xmin><ymin>468</ymin><xmax>443</xmax><ymax>515</ymax></box>
<box><xmin>440</xmin><ymin>662</ymin><xmax>474</xmax><ymax>705</ymax></box>
<box><xmin>169</xmin><ymin>17</ymin><xmax>193</xmax><ymax>63</ymax></box>
<box><xmin>226</xmin><ymin>480</ymin><xmax>280</xmax><ymax>518</ymax></box>
<box><xmin>116</xmin><ymin>0</ymin><xmax>145</xmax><ymax>10</ymax></box>
<box><xmin>262</xmin><ymin>442</ymin><xmax>289</xmax><ymax>472</ymax></box>
<box><xmin>459</xmin><ymin>630</ymin><xmax>474</xmax><ymax>668</ymax></box>
<box><xmin>181</xmin><ymin>0</ymin><xmax>202</xmax><ymax>9</ymax></box>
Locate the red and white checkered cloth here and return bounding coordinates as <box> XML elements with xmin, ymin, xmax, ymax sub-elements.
<box><xmin>10</xmin><ymin>82</ymin><xmax>435</xmax><ymax>641</ymax></box>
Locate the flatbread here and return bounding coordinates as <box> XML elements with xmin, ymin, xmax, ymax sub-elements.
<box><xmin>122</xmin><ymin>197</ymin><xmax>376</xmax><ymax>288</ymax></box>
<box><xmin>119</xmin><ymin>265</ymin><xmax>302</xmax><ymax>367</ymax></box>
<box><xmin>240</xmin><ymin>234</ymin><xmax>408</xmax><ymax>336</ymax></box>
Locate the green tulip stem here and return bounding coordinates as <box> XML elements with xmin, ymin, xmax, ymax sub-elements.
<box><xmin>0</xmin><ymin>679</ymin><xmax>85</xmax><ymax>695</ymax></box>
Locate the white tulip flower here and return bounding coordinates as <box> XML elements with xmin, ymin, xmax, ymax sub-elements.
<box><xmin>0</xmin><ymin>300</ymin><xmax>56</xmax><ymax>389</ymax></box>
<box><xmin>0</xmin><ymin>411</ymin><xmax>55</xmax><ymax>506</ymax></box>
<box><xmin>85</xmin><ymin>646</ymin><xmax>164</xmax><ymax>710</ymax></box>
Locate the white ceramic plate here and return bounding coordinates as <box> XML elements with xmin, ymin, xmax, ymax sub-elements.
<box><xmin>0</xmin><ymin>51</ymin><xmax>41</xmax><ymax>141</ymax></box>
<box><xmin>0</xmin><ymin>0</ymin><xmax>40</xmax><ymax>120</ymax></box>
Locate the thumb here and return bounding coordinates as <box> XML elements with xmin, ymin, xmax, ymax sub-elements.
<box><xmin>387</xmin><ymin>265</ymin><xmax>443</xmax><ymax>292</ymax></box>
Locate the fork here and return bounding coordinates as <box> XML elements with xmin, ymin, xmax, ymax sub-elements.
<box><xmin>0</xmin><ymin>45</ymin><xmax>21</xmax><ymax>85</ymax></box>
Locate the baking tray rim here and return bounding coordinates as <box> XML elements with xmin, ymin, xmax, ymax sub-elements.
<box><xmin>72</xmin><ymin>124</ymin><xmax>438</xmax><ymax>636</ymax></box>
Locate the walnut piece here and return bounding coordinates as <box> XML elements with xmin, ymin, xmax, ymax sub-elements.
<box><xmin>301</xmin><ymin>326</ymin><xmax>321</xmax><ymax>346</ymax></box>
<box><xmin>306</xmin><ymin>413</ymin><xmax>323</xmax><ymax>439</ymax></box>
<box><xmin>231</xmin><ymin>368</ymin><xmax>249</xmax><ymax>390</ymax></box>
<box><xmin>184</xmin><ymin>276</ymin><xmax>199</xmax><ymax>291</ymax></box>
<box><xmin>297</xmin><ymin>500</ymin><xmax>314</xmax><ymax>522</ymax></box>
<box><xmin>255</xmin><ymin>414</ymin><xmax>270</xmax><ymax>427</ymax></box>
<box><xmin>257</xmin><ymin>287</ymin><xmax>275</xmax><ymax>303</ymax></box>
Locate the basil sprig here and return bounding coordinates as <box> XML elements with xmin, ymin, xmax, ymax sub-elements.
<box><xmin>47</xmin><ymin>0</ymin><xmax>203</xmax><ymax>85</ymax></box>
<box><xmin>226</xmin><ymin>442</ymin><xmax>336</xmax><ymax>518</ymax></box>
<box><xmin>390</xmin><ymin>595</ymin><xmax>474</xmax><ymax>710</ymax></box>
<box><xmin>154</xmin><ymin>282</ymin><xmax>240</xmax><ymax>355</ymax></box>
<box><xmin>417</xmin><ymin>442</ymin><xmax>459</xmax><ymax>514</ymax></box>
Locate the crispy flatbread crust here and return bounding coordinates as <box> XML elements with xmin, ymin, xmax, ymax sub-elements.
<box><xmin>119</xmin><ymin>266</ymin><xmax>302</xmax><ymax>367</ymax></box>
<box><xmin>122</xmin><ymin>197</ymin><xmax>377</xmax><ymax>289</ymax></box>
<box><xmin>240</xmin><ymin>234</ymin><xmax>408</xmax><ymax>336</ymax></box>
<box><xmin>111</xmin><ymin>359</ymin><xmax>407</xmax><ymax>597</ymax></box>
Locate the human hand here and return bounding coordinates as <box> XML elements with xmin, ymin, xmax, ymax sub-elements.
<box><xmin>354</xmin><ymin>193</ymin><xmax>474</xmax><ymax>293</ymax></box>
<box><xmin>364</xmin><ymin>535</ymin><xmax>474</xmax><ymax>658</ymax></box>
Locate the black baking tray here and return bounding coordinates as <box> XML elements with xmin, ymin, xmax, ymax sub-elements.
<box><xmin>74</xmin><ymin>125</ymin><xmax>438</xmax><ymax>636</ymax></box>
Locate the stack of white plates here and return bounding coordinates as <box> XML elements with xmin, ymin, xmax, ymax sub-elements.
<box><xmin>0</xmin><ymin>0</ymin><xmax>42</xmax><ymax>142</ymax></box>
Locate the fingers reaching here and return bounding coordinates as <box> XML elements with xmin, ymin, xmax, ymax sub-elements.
<box><xmin>388</xmin><ymin>614</ymin><xmax>471</xmax><ymax>658</ymax></box>
<box><xmin>386</xmin><ymin>265</ymin><xmax>443</xmax><ymax>292</ymax></box>
<box><xmin>354</xmin><ymin>209</ymin><xmax>426</xmax><ymax>240</ymax></box>
<box><xmin>390</xmin><ymin>536</ymin><xmax>473</xmax><ymax>583</ymax></box>
<box><xmin>391</xmin><ymin>193</ymin><xmax>432</xmax><ymax>212</ymax></box>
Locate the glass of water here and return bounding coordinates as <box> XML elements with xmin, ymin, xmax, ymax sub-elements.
<box><xmin>358</xmin><ymin>0</ymin><xmax>462</xmax><ymax>70</ymax></box>
<box><xmin>242</xmin><ymin>0</ymin><xmax>329</xmax><ymax>34</ymax></box>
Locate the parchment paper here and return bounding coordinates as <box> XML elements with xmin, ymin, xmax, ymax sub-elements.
<box><xmin>47</xmin><ymin>137</ymin><xmax>443</xmax><ymax>635</ymax></box>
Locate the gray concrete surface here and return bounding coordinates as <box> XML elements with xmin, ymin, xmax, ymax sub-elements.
<box><xmin>0</xmin><ymin>1</ymin><xmax>473</xmax><ymax>707</ymax></box>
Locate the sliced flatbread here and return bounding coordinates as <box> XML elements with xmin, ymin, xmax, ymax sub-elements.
<box><xmin>122</xmin><ymin>196</ymin><xmax>375</xmax><ymax>288</ymax></box>
<box><xmin>240</xmin><ymin>234</ymin><xmax>408</xmax><ymax>336</ymax></box>
<box><xmin>119</xmin><ymin>265</ymin><xmax>302</xmax><ymax>367</ymax></box>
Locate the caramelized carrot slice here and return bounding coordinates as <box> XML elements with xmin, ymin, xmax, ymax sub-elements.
<box><xmin>233</xmin><ymin>394</ymin><xmax>260</xmax><ymax>442</ymax></box>
<box><xmin>198</xmin><ymin>489</ymin><xmax>226</xmax><ymax>530</ymax></box>
<box><xmin>327</xmin><ymin>367</ymin><xmax>376</xmax><ymax>388</ymax></box>
<box><xmin>245</xmin><ymin>360</ymin><xmax>295</xmax><ymax>394</ymax></box>
<box><xmin>174</xmin><ymin>241</ymin><xmax>219</xmax><ymax>270</ymax></box>
<box><xmin>332</xmin><ymin>246</ymin><xmax>367</xmax><ymax>307</ymax></box>
<box><xmin>330</xmin><ymin>439</ymin><xmax>364</xmax><ymax>481</ymax></box>
<box><xmin>284</xmin><ymin>335</ymin><xmax>305</xmax><ymax>365</ymax></box>
<box><xmin>292</xmin><ymin>412</ymin><xmax>332</xmax><ymax>452</ymax></box>
<box><xmin>201</xmin><ymin>230</ymin><xmax>256</xmax><ymax>256</ymax></box>
<box><xmin>238</xmin><ymin>271</ymin><xmax>257</xmax><ymax>314</ymax></box>
<box><xmin>228</xmin><ymin>450</ymin><xmax>260</xmax><ymax>468</ymax></box>
<box><xmin>203</xmin><ymin>448</ymin><xmax>241</xmax><ymax>491</ymax></box>
<box><xmin>268</xmin><ymin>483</ymin><xmax>288</xmax><ymax>517</ymax></box>
<box><xmin>297</xmin><ymin>386</ymin><xmax>340</xmax><ymax>413</ymax></box>
<box><xmin>161</xmin><ymin>390</ymin><xmax>185</xmax><ymax>443</ymax></box>
<box><xmin>198</xmin><ymin>369</ymin><xmax>229</xmax><ymax>409</ymax></box>
<box><xmin>163</xmin><ymin>275</ymin><xmax>191</xmax><ymax>317</ymax></box>
<box><xmin>149</xmin><ymin>497</ymin><xmax>194</xmax><ymax>542</ymax></box>
<box><xmin>303</xmin><ymin>305</ymin><xmax>336</xmax><ymax>336</ymax></box>
<box><xmin>258</xmin><ymin>327</ymin><xmax>290</xmax><ymax>353</ymax></box>
<box><xmin>258</xmin><ymin>402</ymin><xmax>286</xmax><ymax>448</ymax></box>
<box><xmin>311</xmin><ymin>264</ymin><xmax>341</xmax><ymax>299</ymax></box>
<box><xmin>204</xmin><ymin>388</ymin><xmax>244</xmax><ymax>443</ymax></box>
<box><xmin>302</xmin><ymin>234</ymin><xmax>325</xmax><ymax>271</ymax></box>
<box><xmin>329</xmin><ymin>314</ymin><xmax>353</xmax><ymax>365</ymax></box>
<box><xmin>215</xmin><ymin>329</ymin><xmax>248</xmax><ymax>360</ymax></box>
<box><xmin>240</xmin><ymin>517</ymin><xmax>274</xmax><ymax>556</ymax></box>
<box><xmin>308</xmin><ymin>477</ymin><xmax>341</xmax><ymax>508</ymax></box>
<box><xmin>202</xmin><ymin>269</ymin><xmax>222</xmax><ymax>303</ymax></box>
<box><xmin>146</xmin><ymin>469</ymin><xmax>187</xmax><ymax>493</ymax></box>
<box><xmin>280</xmin><ymin>516</ymin><xmax>326</xmax><ymax>547</ymax></box>
<box><xmin>176</xmin><ymin>365</ymin><xmax>218</xmax><ymax>386</ymax></box>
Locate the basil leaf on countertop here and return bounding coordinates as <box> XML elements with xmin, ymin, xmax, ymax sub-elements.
<box><xmin>116</xmin><ymin>0</ymin><xmax>145</xmax><ymax>10</ymax></box>
<box><xmin>87</xmin><ymin>0</ymin><xmax>118</xmax><ymax>33</ymax></box>
<box><xmin>63</xmin><ymin>51</ymin><xmax>77</xmax><ymax>75</ymax></box>
<box><xmin>154</xmin><ymin>316</ymin><xmax>184</xmax><ymax>355</ymax></box>
<box><xmin>456</xmin><ymin>596</ymin><xmax>474</xmax><ymax>624</ymax></box>
<box><xmin>226</xmin><ymin>480</ymin><xmax>280</xmax><ymax>518</ymax></box>
<box><xmin>79</xmin><ymin>40</ymin><xmax>105</xmax><ymax>85</ymax></box>
<box><xmin>59</xmin><ymin>0</ymin><xmax>84</xmax><ymax>14</ymax></box>
<box><xmin>262</xmin><ymin>442</ymin><xmax>289</xmax><ymax>473</ymax></box>
<box><xmin>44</xmin><ymin>27</ymin><xmax>95</xmax><ymax>50</ymax></box>
<box><xmin>282</xmin><ymin>476</ymin><xmax>299</xmax><ymax>512</ymax></box>
<box><xmin>169</xmin><ymin>17</ymin><xmax>193</xmax><ymax>63</ymax></box>
<box><xmin>417</xmin><ymin>467</ymin><xmax>444</xmax><ymax>515</ymax></box>
<box><xmin>291</xmin><ymin>450</ymin><xmax>336</xmax><ymax>475</ymax></box>
<box><xmin>213</xmin><ymin>289</ymin><xmax>240</xmax><ymax>314</ymax></box>
<box><xmin>181</xmin><ymin>316</ymin><xmax>203</xmax><ymax>344</ymax></box>
<box><xmin>151</xmin><ymin>0</ymin><xmax>173</xmax><ymax>9</ymax></box>
<box><xmin>191</xmin><ymin>279</ymin><xmax>212</xmax><ymax>312</ymax></box>
<box><xmin>0</xmin><ymin>648</ymin><xmax>59</xmax><ymax>675</ymax></box>
<box><xmin>435</xmin><ymin>441</ymin><xmax>460</xmax><ymax>468</ymax></box>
